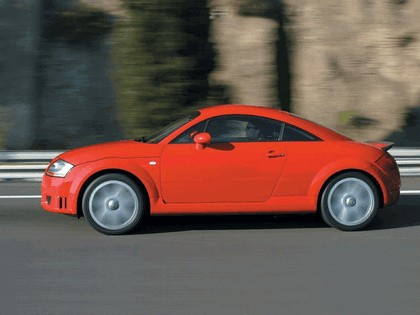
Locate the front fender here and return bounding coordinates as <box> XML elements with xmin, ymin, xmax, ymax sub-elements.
<box><xmin>66</xmin><ymin>157</ymin><xmax>160</xmax><ymax>215</ymax></box>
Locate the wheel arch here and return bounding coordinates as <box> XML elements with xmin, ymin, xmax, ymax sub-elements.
<box><xmin>76</xmin><ymin>169</ymin><xmax>151</xmax><ymax>218</ymax></box>
<box><xmin>315</xmin><ymin>169</ymin><xmax>384</xmax><ymax>213</ymax></box>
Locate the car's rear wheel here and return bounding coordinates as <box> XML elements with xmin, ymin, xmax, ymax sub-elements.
<box><xmin>320</xmin><ymin>172</ymin><xmax>379</xmax><ymax>231</ymax></box>
<box><xmin>82</xmin><ymin>173</ymin><xmax>145</xmax><ymax>235</ymax></box>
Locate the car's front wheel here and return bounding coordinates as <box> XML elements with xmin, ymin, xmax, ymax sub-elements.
<box><xmin>320</xmin><ymin>172</ymin><xmax>379</xmax><ymax>231</ymax></box>
<box><xmin>82</xmin><ymin>173</ymin><xmax>145</xmax><ymax>235</ymax></box>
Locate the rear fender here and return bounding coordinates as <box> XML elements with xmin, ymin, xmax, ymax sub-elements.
<box><xmin>308</xmin><ymin>158</ymin><xmax>385</xmax><ymax>199</ymax></box>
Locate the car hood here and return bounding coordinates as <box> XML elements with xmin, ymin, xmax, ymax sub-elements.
<box><xmin>56</xmin><ymin>140</ymin><xmax>161</xmax><ymax>165</ymax></box>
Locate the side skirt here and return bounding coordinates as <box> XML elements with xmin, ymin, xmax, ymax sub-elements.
<box><xmin>150</xmin><ymin>195</ymin><xmax>318</xmax><ymax>216</ymax></box>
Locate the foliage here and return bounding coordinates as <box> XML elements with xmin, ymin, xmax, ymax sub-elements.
<box><xmin>113</xmin><ymin>0</ymin><xmax>215</xmax><ymax>138</ymax></box>
<box><xmin>44</xmin><ymin>2</ymin><xmax>112</xmax><ymax>44</ymax></box>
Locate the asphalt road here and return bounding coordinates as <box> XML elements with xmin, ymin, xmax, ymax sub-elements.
<box><xmin>1</xmin><ymin>182</ymin><xmax>420</xmax><ymax>315</ymax></box>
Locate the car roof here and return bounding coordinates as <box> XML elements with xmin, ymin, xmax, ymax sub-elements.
<box><xmin>199</xmin><ymin>104</ymin><xmax>286</xmax><ymax>117</ymax></box>
<box><xmin>198</xmin><ymin>104</ymin><xmax>350</xmax><ymax>141</ymax></box>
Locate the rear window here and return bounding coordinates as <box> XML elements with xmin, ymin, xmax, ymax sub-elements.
<box><xmin>282</xmin><ymin>124</ymin><xmax>320</xmax><ymax>141</ymax></box>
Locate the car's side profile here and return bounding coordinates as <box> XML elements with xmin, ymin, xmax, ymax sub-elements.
<box><xmin>41</xmin><ymin>105</ymin><xmax>400</xmax><ymax>234</ymax></box>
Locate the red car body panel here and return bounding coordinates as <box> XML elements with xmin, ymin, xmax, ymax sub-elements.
<box><xmin>160</xmin><ymin>141</ymin><xmax>287</xmax><ymax>203</ymax></box>
<box><xmin>41</xmin><ymin>105</ymin><xmax>400</xmax><ymax>218</ymax></box>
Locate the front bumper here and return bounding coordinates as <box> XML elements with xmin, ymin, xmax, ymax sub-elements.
<box><xmin>41</xmin><ymin>174</ymin><xmax>77</xmax><ymax>215</ymax></box>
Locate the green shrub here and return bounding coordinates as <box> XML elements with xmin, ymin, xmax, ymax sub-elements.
<box><xmin>113</xmin><ymin>0</ymin><xmax>214</xmax><ymax>138</ymax></box>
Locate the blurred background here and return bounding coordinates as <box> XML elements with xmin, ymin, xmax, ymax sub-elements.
<box><xmin>0</xmin><ymin>0</ymin><xmax>419</xmax><ymax>150</ymax></box>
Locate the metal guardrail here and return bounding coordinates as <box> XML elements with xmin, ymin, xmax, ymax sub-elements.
<box><xmin>0</xmin><ymin>151</ymin><xmax>61</xmax><ymax>181</ymax></box>
<box><xmin>0</xmin><ymin>148</ymin><xmax>420</xmax><ymax>181</ymax></box>
<box><xmin>388</xmin><ymin>147</ymin><xmax>420</xmax><ymax>177</ymax></box>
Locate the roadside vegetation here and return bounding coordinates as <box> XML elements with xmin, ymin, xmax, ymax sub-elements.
<box><xmin>113</xmin><ymin>0</ymin><xmax>215</xmax><ymax>138</ymax></box>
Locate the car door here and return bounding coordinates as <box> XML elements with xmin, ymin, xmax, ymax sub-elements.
<box><xmin>160</xmin><ymin>115</ymin><xmax>288</xmax><ymax>203</ymax></box>
<box><xmin>271</xmin><ymin>123</ymin><xmax>324</xmax><ymax>196</ymax></box>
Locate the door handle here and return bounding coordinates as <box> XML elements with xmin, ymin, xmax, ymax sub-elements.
<box><xmin>267</xmin><ymin>150</ymin><xmax>285</xmax><ymax>158</ymax></box>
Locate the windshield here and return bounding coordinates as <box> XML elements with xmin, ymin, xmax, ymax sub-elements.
<box><xmin>142</xmin><ymin>111</ymin><xmax>200</xmax><ymax>143</ymax></box>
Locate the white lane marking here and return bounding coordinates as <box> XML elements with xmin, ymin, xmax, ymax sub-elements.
<box><xmin>400</xmin><ymin>190</ymin><xmax>420</xmax><ymax>195</ymax></box>
<box><xmin>0</xmin><ymin>195</ymin><xmax>41</xmax><ymax>199</ymax></box>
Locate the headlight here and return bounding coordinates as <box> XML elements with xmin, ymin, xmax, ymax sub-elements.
<box><xmin>46</xmin><ymin>159</ymin><xmax>74</xmax><ymax>178</ymax></box>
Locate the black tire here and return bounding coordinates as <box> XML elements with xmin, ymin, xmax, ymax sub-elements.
<box><xmin>82</xmin><ymin>173</ymin><xmax>145</xmax><ymax>235</ymax></box>
<box><xmin>320</xmin><ymin>172</ymin><xmax>379</xmax><ymax>231</ymax></box>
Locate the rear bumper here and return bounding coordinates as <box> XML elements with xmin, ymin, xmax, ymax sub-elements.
<box><xmin>386</xmin><ymin>185</ymin><xmax>400</xmax><ymax>207</ymax></box>
<box><xmin>376</xmin><ymin>152</ymin><xmax>400</xmax><ymax>207</ymax></box>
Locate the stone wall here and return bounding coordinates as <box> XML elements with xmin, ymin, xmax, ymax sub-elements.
<box><xmin>34</xmin><ymin>39</ymin><xmax>121</xmax><ymax>149</ymax></box>
<box><xmin>1</xmin><ymin>0</ymin><xmax>419</xmax><ymax>149</ymax></box>
<box><xmin>209</xmin><ymin>0</ymin><xmax>420</xmax><ymax>143</ymax></box>
<box><xmin>0</xmin><ymin>1</ymin><xmax>42</xmax><ymax>149</ymax></box>
<box><xmin>209</xmin><ymin>0</ymin><xmax>280</xmax><ymax>107</ymax></box>
<box><xmin>0</xmin><ymin>0</ymin><xmax>121</xmax><ymax>149</ymax></box>
<box><xmin>286</xmin><ymin>0</ymin><xmax>420</xmax><ymax>142</ymax></box>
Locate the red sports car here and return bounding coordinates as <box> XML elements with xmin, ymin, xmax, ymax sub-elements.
<box><xmin>41</xmin><ymin>105</ymin><xmax>400</xmax><ymax>234</ymax></box>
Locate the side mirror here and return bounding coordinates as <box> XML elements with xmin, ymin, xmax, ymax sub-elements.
<box><xmin>193</xmin><ymin>132</ymin><xmax>211</xmax><ymax>150</ymax></box>
<box><xmin>189</xmin><ymin>131</ymin><xmax>199</xmax><ymax>139</ymax></box>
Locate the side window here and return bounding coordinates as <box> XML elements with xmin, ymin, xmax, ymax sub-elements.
<box><xmin>282</xmin><ymin>124</ymin><xmax>319</xmax><ymax>141</ymax></box>
<box><xmin>171</xmin><ymin>115</ymin><xmax>284</xmax><ymax>143</ymax></box>
<box><xmin>171</xmin><ymin>121</ymin><xmax>207</xmax><ymax>143</ymax></box>
<box><xmin>205</xmin><ymin>115</ymin><xmax>283</xmax><ymax>143</ymax></box>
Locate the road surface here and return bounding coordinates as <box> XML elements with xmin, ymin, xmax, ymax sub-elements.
<box><xmin>1</xmin><ymin>182</ymin><xmax>420</xmax><ymax>314</ymax></box>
